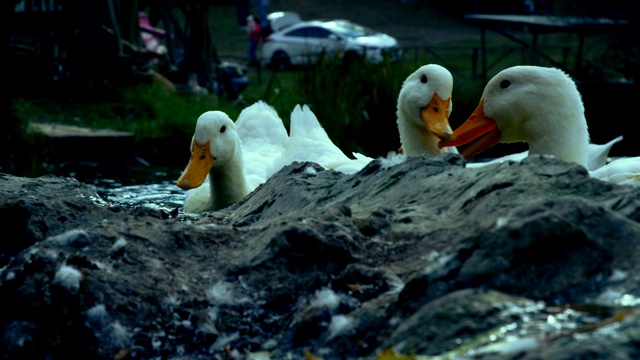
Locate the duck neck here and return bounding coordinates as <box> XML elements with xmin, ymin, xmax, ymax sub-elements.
<box><xmin>208</xmin><ymin>156</ymin><xmax>250</xmax><ymax>210</ymax></box>
<box><xmin>527</xmin><ymin>118</ymin><xmax>590</xmax><ymax>168</ymax></box>
<box><xmin>397</xmin><ymin>110</ymin><xmax>443</xmax><ymax>156</ymax></box>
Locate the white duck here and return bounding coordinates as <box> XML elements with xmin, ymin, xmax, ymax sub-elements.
<box><xmin>177</xmin><ymin>101</ymin><xmax>376</xmax><ymax>212</ymax></box>
<box><xmin>438</xmin><ymin>65</ymin><xmax>638</xmax><ymax>185</ymax></box>
<box><xmin>176</xmin><ymin>101</ymin><xmax>288</xmax><ymax>213</ymax></box>
<box><xmin>396</xmin><ymin>64</ymin><xmax>458</xmax><ymax>156</ymax></box>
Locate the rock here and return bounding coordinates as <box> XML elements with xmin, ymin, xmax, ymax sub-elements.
<box><xmin>383</xmin><ymin>288</ymin><xmax>542</xmax><ymax>355</ymax></box>
<box><xmin>1</xmin><ymin>154</ymin><xmax>640</xmax><ymax>359</ymax></box>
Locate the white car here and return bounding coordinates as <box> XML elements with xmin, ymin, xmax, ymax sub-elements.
<box><xmin>262</xmin><ymin>15</ymin><xmax>401</xmax><ymax>70</ymax></box>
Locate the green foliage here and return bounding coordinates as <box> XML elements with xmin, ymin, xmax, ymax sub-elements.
<box><xmin>264</xmin><ymin>56</ymin><xmax>413</xmax><ymax>157</ymax></box>
<box><xmin>8</xmin><ymin>82</ymin><xmax>230</xmax><ymax>174</ymax></box>
<box><xmin>2</xmin><ymin>100</ymin><xmax>48</xmax><ymax>175</ymax></box>
<box><xmin>117</xmin><ymin>83</ymin><xmax>220</xmax><ymax>139</ymax></box>
<box><xmin>11</xmin><ymin>82</ymin><xmax>225</xmax><ymax>140</ymax></box>
<box><xmin>296</xmin><ymin>55</ymin><xmax>374</xmax><ymax>155</ymax></box>
<box><xmin>254</xmin><ymin>56</ymin><xmax>486</xmax><ymax>158</ymax></box>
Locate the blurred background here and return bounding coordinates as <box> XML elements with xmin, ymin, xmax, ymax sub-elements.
<box><xmin>3</xmin><ymin>0</ymin><xmax>639</xmax><ymax>186</ymax></box>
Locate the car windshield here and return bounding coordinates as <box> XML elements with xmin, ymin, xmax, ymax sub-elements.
<box><xmin>322</xmin><ymin>20</ymin><xmax>376</xmax><ymax>38</ymax></box>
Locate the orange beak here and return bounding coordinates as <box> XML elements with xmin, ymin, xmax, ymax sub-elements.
<box><xmin>438</xmin><ymin>99</ymin><xmax>500</xmax><ymax>160</ymax></box>
<box><xmin>176</xmin><ymin>141</ymin><xmax>215</xmax><ymax>190</ymax></box>
<box><xmin>421</xmin><ymin>93</ymin><xmax>453</xmax><ymax>141</ymax></box>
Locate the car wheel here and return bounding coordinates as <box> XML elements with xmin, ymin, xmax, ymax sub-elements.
<box><xmin>269</xmin><ymin>50</ymin><xmax>291</xmax><ymax>71</ymax></box>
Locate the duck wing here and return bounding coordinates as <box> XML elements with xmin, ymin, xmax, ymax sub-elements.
<box><xmin>236</xmin><ymin>101</ymin><xmax>289</xmax><ymax>190</ymax></box>
<box><xmin>332</xmin><ymin>151</ymin><xmax>374</xmax><ymax>174</ymax></box>
<box><xmin>277</xmin><ymin>104</ymin><xmax>373</xmax><ymax>173</ymax></box>
<box><xmin>587</xmin><ymin>135</ymin><xmax>623</xmax><ymax>171</ymax></box>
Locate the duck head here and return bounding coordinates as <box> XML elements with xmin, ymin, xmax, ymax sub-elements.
<box><xmin>439</xmin><ymin>66</ymin><xmax>589</xmax><ymax>166</ymax></box>
<box><xmin>177</xmin><ymin>111</ymin><xmax>241</xmax><ymax>190</ymax></box>
<box><xmin>397</xmin><ymin>64</ymin><xmax>455</xmax><ymax>155</ymax></box>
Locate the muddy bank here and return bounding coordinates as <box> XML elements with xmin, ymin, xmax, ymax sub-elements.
<box><xmin>1</xmin><ymin>154</ymin><xmax>640</xmax><ymax>359</ymax></box>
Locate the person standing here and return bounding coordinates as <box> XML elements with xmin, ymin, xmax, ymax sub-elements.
<box><xmin>246</xmin><ymin>15</ymin><xmax>261</xmax><ymax>67</ymax></box>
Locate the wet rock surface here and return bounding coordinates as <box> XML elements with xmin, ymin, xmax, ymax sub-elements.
<box><xmin>1</xmin><ymin>154</ymin><xmax>640</xmax><ymax>359</ymax></box>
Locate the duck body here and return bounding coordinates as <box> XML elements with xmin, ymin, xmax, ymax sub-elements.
<box><xmin>466</xmin><ymin>135</ymin><xmax>623</xmax><ymax>171</ymax></box>
<box><xmin>440</xmin><ymin>65</ymin><xmax>638</xmax><ymax>185</ymax></box>
<box><xmin>590</xmin><ymin>156</ymin><xmax>640</xmax><ymax>185</ymax></box>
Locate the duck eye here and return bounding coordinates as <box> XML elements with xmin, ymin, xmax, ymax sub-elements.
<box><xmin>420</xmin><ymin>75</ymin><xmax>428</xmax><ymax>84</ymax></box>
<box><xmin>500</xmin><ymin>80</ymin><xmax>511</xmax><ymax>89</ymax></box>
<box><xmin>220</xmin><ymin>125</ymin><xmax>226</xmax><ymax>133</ymax></box>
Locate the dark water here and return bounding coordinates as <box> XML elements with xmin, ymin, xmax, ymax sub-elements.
<box><xmin>95</xmin><ymin>180</ymin><xmax>186</xmax><ymax>213</ymax></box>
<box><xmin>65</xmin><ymin>165</ymin><xmax>188</xmax><ymax>213</ymax></box>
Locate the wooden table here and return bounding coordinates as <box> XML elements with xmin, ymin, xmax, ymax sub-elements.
<box><xmin>464</xmin><ymin>14</ymin><xmax>631</xmax><ymax>83</ymax></box>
